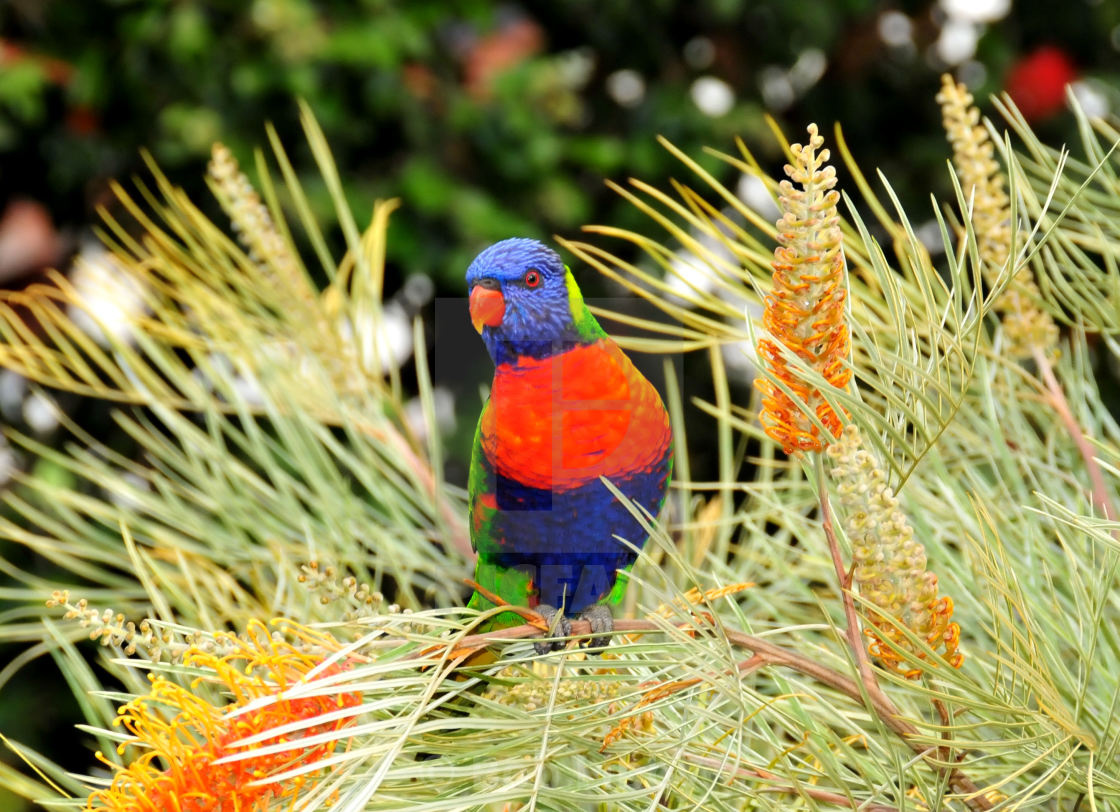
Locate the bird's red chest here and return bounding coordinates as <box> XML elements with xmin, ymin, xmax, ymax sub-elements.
<box><xmin>481</xmin><ymin>340</ymin><xmax>670</xmax><ymax>491</ymax></box>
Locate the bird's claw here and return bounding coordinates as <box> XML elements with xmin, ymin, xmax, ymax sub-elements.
<box><xmin>533</xmin><ymin>604</ymin><xmax>614</xmax><ymax>655</ymax></box>
<box><xmin>533</xmin><ymin>604</ymin><xmax>571</xmax><ymax>655</ymax></box>
<box><xmin>579</xmin><ymin>604</ymin><xmax>614</xmax><ymax>651</ymax></box>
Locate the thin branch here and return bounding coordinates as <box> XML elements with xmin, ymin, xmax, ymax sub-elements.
<box><xmin>357</xmin><ymin>420</ymin><xmax>474</xmax><ymax>559</ymax></box>
<box><xmin>681</xmin><ymin>755</ymin><xmax>900</xmax><ymax>812</ymax></box>
<box><xmin>813</xmin><ymin>454</ymin><xmax>991</xmax><ymax>810</ymax></box>
<box><xmin>814</xmin><ymin>451</ymin><xmax>878</xmax><ymax>693</ymax></box>
<box><xmin>1032</xmin><ymin>347</ymin><xmax>1117</xmax><ymax>526</ymax></box>
<box><xmin>446</xmin><ymin>615</ymin><xmax>994</xmax><ymax>810</ymax></box>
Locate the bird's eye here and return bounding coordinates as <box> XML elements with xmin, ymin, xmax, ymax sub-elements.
<box><xmin>524</xmin><ymin>269</ymin><xmax>541</xmax><ymax>288</ymax></box>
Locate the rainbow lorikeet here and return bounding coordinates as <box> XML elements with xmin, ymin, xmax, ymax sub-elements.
<box><xmin>465</xmin><ymin>238</ymin><xmax>673</xmax><ymax>653</ymax></box>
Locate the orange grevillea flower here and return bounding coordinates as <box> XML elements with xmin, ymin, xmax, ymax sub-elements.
<box><xmin>827</xmin><ymin>425</ymin><xmax>963</xmax><ymax>678</ymax></box>
<box><xmin>756</xmin><ymin>124</ymin><xmax>851</xmax><ymax>454</ymax></box>
<box><xmin>86</xmin><ymin>620</ymin><xmax>361</xmax><ymax>811</ymax></box>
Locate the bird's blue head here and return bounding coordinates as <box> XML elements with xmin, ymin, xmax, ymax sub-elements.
<box><xmin>466</xmin><ymin>238</ymin><xmax>601</xmax><ymax>365</ymax></box>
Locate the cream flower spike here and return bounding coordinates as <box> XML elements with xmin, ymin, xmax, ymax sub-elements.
<box><xmin>827</xmin><ymin>425</ymin><xmax>963</xmax><ymax>678</ymax></box>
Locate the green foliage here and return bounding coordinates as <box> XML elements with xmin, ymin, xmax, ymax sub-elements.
<box><xmin>18</xmin><ymin>0</ymin><xmax>1083</xmax><ymax>286</ymax></box>
<box><xmin>1</xmin><ymin>83</ymin><xmax>1120</xmax><ymax>812</ymax></box>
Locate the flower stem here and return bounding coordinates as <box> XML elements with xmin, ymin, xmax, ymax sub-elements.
<box><xmin>1032</xmin><ymin>346</ymin><xmax>1117</xmax><ymax>526</ymax></box>
<box><xmin>814</xmin><ymin>450</ymin><xmax>878</xmax><ymax>693</ymax></box>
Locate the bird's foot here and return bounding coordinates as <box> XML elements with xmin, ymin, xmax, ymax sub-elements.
<box><xmin>578</xmin><ymin>604</ymin><xmax>614</xmax><ymax>652</ymax></box>
<box><xmin>533</xmin><ymin>604</ymin><xmax>615</xmax><ymax>655</ymax></box>
<box><xmin>533</xmin><ymin>604</ymin><xmax>572</xmax><ymax>655</ymax></box>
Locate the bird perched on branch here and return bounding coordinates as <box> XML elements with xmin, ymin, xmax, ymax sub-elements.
<box><xmin>465</xmin><ymin>238</ymin><xmax>672</xmax><ymax>653</ymax></box>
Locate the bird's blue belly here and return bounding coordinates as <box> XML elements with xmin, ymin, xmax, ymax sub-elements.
<box><xmin>483</xmin><ymin>464</ymin><xmax>669</xmax><ymax>611</ymax></box>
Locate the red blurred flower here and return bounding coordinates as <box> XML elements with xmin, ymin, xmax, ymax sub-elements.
<box><xmin>463</xmin><ymin>16</ymin><xmax>545</xmax><ymax>99</ymax></box>
<box><xmin>1004</xmin><ymin>45</ymin><xmax>1076</xmax><ymax>122</ymax></box>
<box><xmin>65</xmin><ymin>104</ymin><xmax>99</xmax><ymax>135</ymax></box>
<box><xmin>0</xmin><ymin>38</ymin><xmax>73</xmax><ymax>84</ymax></box>
<box><xmin>402</xmin><ymin>63</ymin><xmax>438</xmax><ymax>101</ymax></box>
<box><xmin>0</xmin><ymin>200</ymin><xmax>61</xmax><ymax>283</ymax></box>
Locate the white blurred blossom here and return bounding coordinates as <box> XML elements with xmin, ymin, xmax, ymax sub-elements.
<box><xmin>691</xmin><ymin>76</ymin><xmax>735</xmax><ymax>117</ymax></box>
<box><xmin>915</xmin><ymin>219</ymin><xmax>948</xmax><ymax>256</ymax></box>
<box><xmin>736</xmin><ymin>174</ymin><xmax>780</xmax><ymax>221</ymax></box>
<box><xmin>23</xmin><ymin>391</ymin><xmax>59</xmax><ymax>434</ymax></box>
<box><xmin>108</xmin><ymin>472</ymin><xmax>153</xmax><ymax>510</ymax></box>
<box><xmin>346</xmin><ymin>273</ymin><xmax>433</xmax><ymax>375</ymax></box>
<box><xmin>556</xmin><ymin>47</ymin><xmax>595</xmax><ymax>89</ymax></box>
<box><xmin>790</xmin><ymin>48</ymin><xmax>827</xmax><ymax>93</ymax></box>
<box><xmin>683</xmin><ymin>36</ymin><xmax>715</xmax><ymax>69</ymax></box>
<box><xmin>958</xmin><ymin>60</ymin><xmax>988</xmax><ymax>88</ymax></box>
<box><xmin>940</xmin><ymin>0</ymin><xmax>1011</xmax><ymax>23</ymax></box>
<box><xmin>404</xmin><ymin>386</ymin><xmax>456</xmax><ymax>444</ymax></box>
<box><xmin>0</xmin><ymin>369</ymin><xmax>26</xmax><ymax>421</ymax></box>
<box><xmin>878</xmin><ymin>11</ymin><xmax>913</xmax><ymax>47</ymax></box>
<box><xmin>67</xmin><ymin>240</ymin><xmax>147</xmax><ymax>346</ymax></box>
<box><xmin>936</xmin><ymin>18</ymin><xmax>979</xmax><ymax>65</ymax></box>
<box><xmin>1071</xmin><ymin>80</ymin><xmax>1109</xmax><ymax>118</ymax></box>
<box><xmin>759</xmin><ymin>65</ymin><xmax>795</xmax><ymax>111</ymax></box>
<box><xmin>667</xmin><ymin>246</ymin><xmax>722</xmax><ymax>302</ymax></box>
<box><xmin>722</xmin><ymin>303</ymin><xmax>764</xmax><ymax>382</ymax></box>
<box><xmin>342</xmin><ymin>302</ymin><xmax>415</xmax><ymax>376</ymax></box>
<box><xmin>606</xmin><ymin>69</ymin><xmax>645</xmax><ymax>107</ymax></box>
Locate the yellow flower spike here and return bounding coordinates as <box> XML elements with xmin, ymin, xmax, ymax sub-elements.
<box><xmin>208</xmin><ymin>143</ymin><xmax>309</xmax><ymax>301</ymax></box>
<box><xmin>936</xmin><ymin>74</ymin><xmax>1058</xmax><ymax>359</ymax></box>
<box><xmin>826</xmin><ymin>425</ymin><xmax>963</xmax><ymax>677</ymax></box>
<box><xmin>756</xmin><ymin>123</ymin><xmax>851</xmax><ymax>454</ymax></box>
<box><xmin>86</xmin><ymin>621</ymin><xmax>361</xmax><ymax>811</ymax></box>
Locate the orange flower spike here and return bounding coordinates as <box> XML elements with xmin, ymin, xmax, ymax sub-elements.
<box><xmin>757</xmin><ymin>124</ymin><xmax>851</xmax><ymax>454</ymax></box>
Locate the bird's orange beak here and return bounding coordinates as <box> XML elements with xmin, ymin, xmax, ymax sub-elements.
<box><xmin>469</xmin><ymin>285</ymin><xmax>505</xmax><ymax>333</ymax></box>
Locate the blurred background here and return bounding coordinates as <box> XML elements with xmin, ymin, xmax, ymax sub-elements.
<box><xmin>1</xmin><ymin>1</ymin><xmax>1118</xmax><ymax>808</ymax></box>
